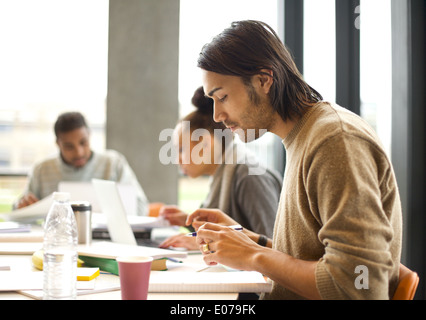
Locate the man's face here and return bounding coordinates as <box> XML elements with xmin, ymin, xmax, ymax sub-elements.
<box><xmin>201</xmin><ymin>70</ymin><xmax>276</xmax><ymax>142</ymax></box>
<box><xmin>56</xmin><ymin>126</ymin><xmax>91</xmax><ymax>168</ymax></box>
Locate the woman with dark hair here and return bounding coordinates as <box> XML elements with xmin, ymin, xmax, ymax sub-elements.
<box><xmin>159</xmin><ymin>86</ymin><xmax>282</xmax><ymax>250</ymax></box>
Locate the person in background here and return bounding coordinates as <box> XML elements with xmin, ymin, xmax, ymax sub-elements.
<box><xmin>14</xmin><ymin>111</ymin><xmax>149</xmax><ymax>216</ymax></box>
<box><xmin>187</xmin><ymin>20</ymin><xmax>402</xmax><ymax>300</ymax></box>
<box><xmin>159</xmin><ymin>86</ymin><xmax>282</xmax><ymax>249</ymax></box>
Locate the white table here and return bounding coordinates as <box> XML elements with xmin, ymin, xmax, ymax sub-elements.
<box><xmin>0</xmin><ymin>250</ymin><xmax>238</xmax><ymax>300</ymax></box>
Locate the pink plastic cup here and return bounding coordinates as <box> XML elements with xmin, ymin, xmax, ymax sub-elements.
<box><xmin>116</xmin><ymin>256</ymin><xmax>153</xmax><ymax>300</ymax></box>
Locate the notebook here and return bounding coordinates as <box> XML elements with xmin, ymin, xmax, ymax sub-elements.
<box><xmin>77</xmin><ymin>241</ymin><xmax>187</xmax><ymax>261</ymax></box>
<box><xmin>148</xmin><ymin>271</ymin><xmax>272</xmax><ymax>293</ymax></box>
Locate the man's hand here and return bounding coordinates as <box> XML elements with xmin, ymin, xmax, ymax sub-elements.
<box><xmin>195</xmin><ymin>222</ymin><xmax>262</xmax><ymax>270</ymax></box>
<box><xmin>16</xmin><ymin>192</ymin><xmax>39</xmax><ymax>209</ymax></box>
<box><xmin>186</xmin><ymin>208</ymin><xmax>239</xmax><ymax>230</ymax></box>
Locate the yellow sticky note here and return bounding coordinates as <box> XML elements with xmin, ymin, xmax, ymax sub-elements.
<box><xmin>77</xmin><ymin>267</ymin><xmax>100</xmax><ymax>281</ymax></box>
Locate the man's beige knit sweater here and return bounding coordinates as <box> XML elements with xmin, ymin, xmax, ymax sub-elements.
<box><xmin>262</xmin><ymin>102</ymin><xmax>402</xmax><ymax>300</ymax></box>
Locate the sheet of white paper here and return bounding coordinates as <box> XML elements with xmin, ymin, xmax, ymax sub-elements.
<box><xmin>19</xmin><ymin>273</ymin><xmax>120</xmax><ymax>300</ymax></box>
<box><xmin>0</xmin><ymin>271</ymin><xmax>97</xmax><ymax>291</ymax></box>
<box><xmin>0</xmin><ymin>271</ymin><xmax>43</xmax><ymax>291</ymax></box>
<box><xmin>0</xmin><ymin>195</ymin><xmax>53</xmax><ymax>221</ymax></box>
<box><xmin>91</xmin><ymin>213</ymin><xmax>170</xmax><ymax>230</ymax></box>
<box><xmin>0</xmin><ymin>242</ymin><xmax>43</xmax><ymax>255</ymax></box>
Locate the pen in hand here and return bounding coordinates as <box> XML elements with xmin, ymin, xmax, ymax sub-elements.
<box><xmin>185</xmin><ymin>225</ymin><xmax>243</xmax><ymax>237</ymax></box>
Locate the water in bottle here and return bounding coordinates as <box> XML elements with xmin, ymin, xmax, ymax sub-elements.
<box><xmin>43</xmin><ymin>192</ymin><xmax>78</xmax><ymax>300</ymax></box>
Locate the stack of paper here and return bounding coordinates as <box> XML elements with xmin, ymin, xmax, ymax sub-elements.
<box><xmin>148</xmin><ymin>271</ymin><xmax>272</xmax><ymax>293</ymax></box>
<box><xmin>0</xmin><ymin>242</ymin><xmax>43</xmax><ymax>255</ymax></box>
<box><xmin>17</xmin><ymin>273</ymin><xmax>121</xmax><ymax>300</ymax></box>
<box><xmin>91</xmin><ymin>213</ymin><xmax>170</xmax><ymax>231</ymax></box>
<box><xmin>0</xmin><ymin>222</ymin><xmax>31</xmax><ymax>233</ymax></box>
<box><xmin>0</xmin><ymin>196</ymin><xmax>52</xmax><ymax>221</ymax></box>
<box><xmin>0</xmin><ymin>268</ymin><xmax>100</xmax><ymax>291</ymax></box>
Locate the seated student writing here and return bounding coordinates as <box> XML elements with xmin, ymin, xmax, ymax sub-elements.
<box><xmin>15</xmin><ymin>111</ymin><xmax>149</xmax><ymax>216</ymax></box>
<box><xmin>185</xmin><ymin>20</ymin><xmax>402</xmax><ymax>300</ymax></box>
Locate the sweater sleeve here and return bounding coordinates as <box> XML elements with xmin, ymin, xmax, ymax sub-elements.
<box><xmin>307</xmin><ymin>133</ymin><xmax>396</xmax><ymax>299</ymax></box>
<box><xmin>234</xmin><ymin>167</ymin><xmax>282</xmax><ymax>238</ymax></box>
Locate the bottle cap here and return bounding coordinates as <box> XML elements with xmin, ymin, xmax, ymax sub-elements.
<box><xmin>52</xmin><ymin>192</ymin><xmax>70</xmax><ymax>202</ymax></box>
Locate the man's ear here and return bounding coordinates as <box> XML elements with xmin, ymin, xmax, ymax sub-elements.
<box><xmin>256</xmin><ymin>69</ymin><xmax>274</xmax><ymax>94</ymax></box>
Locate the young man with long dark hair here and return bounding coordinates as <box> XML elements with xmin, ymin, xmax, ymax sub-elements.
<box><xmin>187</xmin><ymin>20</ymin><xmax>402</xmax><ymax>300</ymax></box>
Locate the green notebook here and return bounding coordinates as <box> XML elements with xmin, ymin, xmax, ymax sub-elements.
<box><xmin>78</xmin><ymin>255</ymin><xmax>168</xmax><ymax>275</ymax></box>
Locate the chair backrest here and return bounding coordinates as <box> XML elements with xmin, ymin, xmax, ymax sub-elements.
<box><xmin>392</xmin><ymin>264</ymin><xmax>419</xmax><ymax>300</ymax></box>
<box><xmin>148</xmin><ymin>202</ymin><xmax>165</xmax><ymax>217</ymax></box>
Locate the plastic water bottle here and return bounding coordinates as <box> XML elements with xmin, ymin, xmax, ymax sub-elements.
<box><xmin>43</xmin><ymin>192</ymin><xmax>78</xmax><ymax>300</ymax></box>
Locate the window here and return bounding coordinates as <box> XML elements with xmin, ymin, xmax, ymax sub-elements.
<box><xmin>304</xmin><ymin>0</ymin><xmax>336</xmax><ymax>103</ymax></box>
<box><xmin>0</xmin><ymin>0</ymin><xmax>108</xmax><ymax>212</ymax></box>
<box><xmin>360</xmin><ymin>0</ymin><xmax>392</xmax><ymax>156</ymax></box>
<box><xmin>179</xmin><ymin>0</ymin><xmax>280</xmax><ymax>118</ymax></box>
<box><xmin>304</xmin><ymin>0</ymin><xmax>392</xmax><ymax>156</ymax></box>
<box><xmin>0</xmin><ymin>0</ymin><xmax>108</xmax><ymax>173</ymax></box>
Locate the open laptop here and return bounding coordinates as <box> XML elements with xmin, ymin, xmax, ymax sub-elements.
<box><xmin>91</xmin><ymin>179</ymin><xmax>138</xmax><ymax>246</ymax></box>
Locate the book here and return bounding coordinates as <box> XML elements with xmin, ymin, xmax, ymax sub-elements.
<box><xmin>77</xmin><ymin>241</ymin><xmax>187</xmax><ymax>274</ymax></box>
<box><xmin>0</xmin><ymin>222</ymin><xmax>31</xmax><ymax>233</ymax></box>
<box><xmin>78</xmin><ymin>256</ymin><xmax>169</xmax><ymax>274</ymax></box>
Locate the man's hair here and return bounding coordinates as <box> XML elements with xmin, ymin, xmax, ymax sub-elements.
<box><xmin>54</xmin><ymin>112</ymin><xmax>88</xmax><ymax>138</ymax></box>
<box><xmin>197</xmin><ymin>20</ymin><xmax>323</xmax><ymax>122</ymax></box>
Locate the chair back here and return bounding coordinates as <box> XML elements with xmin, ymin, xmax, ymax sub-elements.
<box><xmin>148</xmin><ymin>202</ymin><xmax>165</xmax><ymax>217</ymax></box>
<box><xmin>392</xmin><ymin>264</ymin><xmax>419</xmax><ymax>300</ymax></box>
